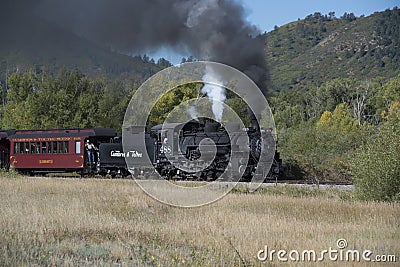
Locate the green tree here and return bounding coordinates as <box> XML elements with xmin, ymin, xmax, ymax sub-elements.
<box><xmin>2</xmin><ymin>101</ymin><xmax>34</xmax><ymax>129</ymax></box>
<box><xmin>72</xmin><ymin>80</ymin><xmax>105</xmax><ymax>128</ymax></box>
<box><xmin>97</xmin><ymin>82</ymin><xmax>131</xmax><ymax>133</ymax></box>
<box><xmin>2</xmin><ymin>71</ymin><xmax>39</xmax><ymax>129</ymax></box>
<box><xmin>6</xmin><ymin>72</ymin><xmax>36</xmax><ymax>103</ymax></box>
<box><xmin>382</xmin><ymin>101</ymin><xmax>400</xmax><ymax>124</ymax></box>
<box><xmin>375</xmin><ymin>75</ymin><xmax>400</xmax><ymax>119</ymax></box>
<box><xmin>317</xmin><ymin>111</ymin><xmax>333</xmax><ymax>127</ymax></box>
<box><xmin>332</xmin><ymin>103</ymin><xmax>359</xmax><ymax>133</ymax></box>
<box><xmin>147</xmin><ymin>83</ymin><xmax>201</xmax><ymax>127</ymax></box>
<box><xmin>225</xmin><ymin>97</ymin><xmax>251</xmax><ymax>126</ymax></box>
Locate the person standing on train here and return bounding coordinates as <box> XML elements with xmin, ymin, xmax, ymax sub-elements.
<box><xmin>85</xmin><ymin>140</ymin><xmax>96</xmax><ymax>164</ymax></box>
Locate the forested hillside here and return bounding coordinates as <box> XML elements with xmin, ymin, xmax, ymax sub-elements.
<box><xmin>0</xmin><ymin>10</ymin><xmax>170</xmax><ymax>89</ymax></box>
<box><xmin>266</xmin><ymin>8</ymin><xmax>400</xmax><ymax>91</ymax></box>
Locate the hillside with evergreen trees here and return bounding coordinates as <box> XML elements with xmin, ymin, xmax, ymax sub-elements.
<box><xmin>265</xmin><ymin>8</ymin><xmax>400</xmax><ymax>91</ymax></box>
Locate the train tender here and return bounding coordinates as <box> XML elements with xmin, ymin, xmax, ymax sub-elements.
<box><xmin>6</xmin><ymin>128</ymin><xmax>118</xmax><ymax>175</ymax></box>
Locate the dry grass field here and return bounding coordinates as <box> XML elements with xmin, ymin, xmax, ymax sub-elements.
<box><xmin>0</xmin><ymin>176</ymin><xmax>399</xmax><ymax>266</ymax></box>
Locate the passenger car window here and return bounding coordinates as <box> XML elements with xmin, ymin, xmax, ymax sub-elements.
<box><xmin>75</xmin><ymin>141</ymin><xmax>81</xmax><ymax>154</ymax></box>
<box><xmin>64</xmin><ymin>141</ymin><xmax>69</xmax><ymax>153</ymax></box>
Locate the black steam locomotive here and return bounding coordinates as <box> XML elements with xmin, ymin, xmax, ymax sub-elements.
<box><xmin>112</xmin><ymin>118</ymin><xmax>281</xmax><ymax>181</ymax></box>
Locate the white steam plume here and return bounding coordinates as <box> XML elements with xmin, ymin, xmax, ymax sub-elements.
<box><xmin>187</xmin><ymin>105</ymin><xmax>199</xmax><ymax>121</ymax></box>
<box><xmin>202</xmin><ymin>65</ymin><xmax>226</xmax><ymax>122</ymax></box>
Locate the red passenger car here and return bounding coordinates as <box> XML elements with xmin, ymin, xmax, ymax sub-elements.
<box><xmin>8</xmin><ymin>128</ymin><xmax>116</xmax><ymax>175</ymax></box>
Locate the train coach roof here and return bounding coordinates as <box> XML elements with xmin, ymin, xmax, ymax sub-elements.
<box><xmin>8</xmin><ymin>128</ymin><xmax>116</xmax><ymax>139</ymax></box>
<box><xmin>150</xmin><ymin>121</ymin><xmax>205</xmax><ymax>132</ymax></box>
<box><xmin>0</xmin><ymin>130</ymin><xmax>16</xmax><ymax>138</ymax></box>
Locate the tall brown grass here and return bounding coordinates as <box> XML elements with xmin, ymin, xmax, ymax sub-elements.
<box><xmin>0</xmin><ymin>176</ymin><xmax>398</xmax><ymax>266</ymax></box>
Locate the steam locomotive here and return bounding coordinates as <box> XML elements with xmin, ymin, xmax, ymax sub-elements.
<box><xmin>121</xmin><ymin>118</ymin><xmax>281</xmax><ymax>181</ymax></box>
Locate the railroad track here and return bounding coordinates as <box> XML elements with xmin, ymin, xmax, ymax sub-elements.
<box><xmin>36</xmin><ymin>173</ymin><xmax>355</xmax><ymax>190</ymax></box>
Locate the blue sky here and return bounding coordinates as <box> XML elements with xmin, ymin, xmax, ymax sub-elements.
<box><xmin>244</xmin><ymin>0</ymin><xmax>399</xmax><ymax>32</ymax></box>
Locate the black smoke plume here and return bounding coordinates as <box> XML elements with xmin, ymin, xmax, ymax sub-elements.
<box><xmin>4</xmin><ymin>0</ymin><xmax>269</xmax><ymax>94</ymax></box>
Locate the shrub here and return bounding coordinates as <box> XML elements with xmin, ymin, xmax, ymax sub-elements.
<box><xmin>349</xmin><ymin>125</ymin><xmax>400</xmax><ymax>201</ymax></box>
<box><xmin>279</xmin><ymin>120</ymin><xmax>362</xmax><ymax>182</ymax></box>
<box><xmin>0</xmin><ymin>168</ymin><xmax>22</xmax><ymax>178</ymax></box>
